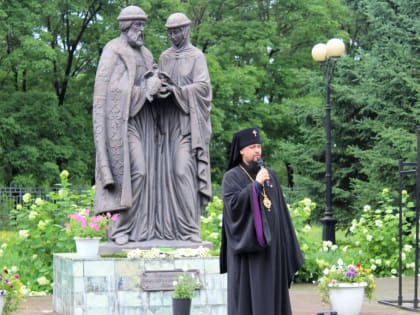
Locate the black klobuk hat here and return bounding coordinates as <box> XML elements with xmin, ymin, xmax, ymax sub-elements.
<box><xmin>227</xmin><ymin>127</ymin><xmax>261</xmax><ymax>170</ymax></box>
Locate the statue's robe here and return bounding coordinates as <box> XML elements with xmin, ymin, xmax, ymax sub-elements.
<box><xmin>92</xmin><ymin>35</ymin><xmax>156</xmax><ymax>241</ymax></box>
<box><xmin>155</xmin><ymin>44</ymin><xmax>212</xmax><ymax>240</ymax></box>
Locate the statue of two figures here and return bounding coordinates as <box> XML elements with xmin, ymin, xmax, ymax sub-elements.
<box><xmin>92</xmin><ymin>7</ymin><xmax>212</xmax><ymax>247</ymax></box>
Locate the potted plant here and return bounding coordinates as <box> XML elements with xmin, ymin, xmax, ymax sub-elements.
<box><xmin>0</xmin><ymin>267</ymin><xmax>26</xmax><ymax>315</ymax></box>
<box><xmin>172</xmin><ymin>270</ymin><xmax>200</xmax><ymax>315</ymax></box>
<box><xmin>65</xmin><ymin>208</ymin><xmax>119</xmax><ymax>257</ymax></box>
<box><xmin>318</xmin><ymin>259</ymin><xmax>376</xmax><ymax>315</ymax></box>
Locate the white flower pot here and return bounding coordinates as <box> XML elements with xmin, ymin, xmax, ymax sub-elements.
<box><xmin>0</xmin><ymin>294</ymin><xmax>5</xmax><ymax>315</ymax></box>
<box><xmin>74</xmin><ymin>237</ymin><xmax>101</xmax><ymax>258</ymax></box>
<box><xmin>329</xmin><ymin>282</ymin><xmax>367</xmax><ymax>315</ymax></box>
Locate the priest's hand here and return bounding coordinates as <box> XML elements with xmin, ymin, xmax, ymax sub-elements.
<box><xmin>256</xmin><ymin>168</ymin><xmax>270</xmax><ymax>186</ymax></box>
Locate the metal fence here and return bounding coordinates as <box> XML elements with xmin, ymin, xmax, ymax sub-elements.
<box><xmin>0</xmin><ymin>186</ymin><xmax>90</xmax><ymax>230</ymax></box>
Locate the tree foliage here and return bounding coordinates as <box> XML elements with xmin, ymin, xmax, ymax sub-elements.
<box><xmin>0</xmin><ymin>0</ymin><xmax>418</xmax><ymax>225</ymax></box>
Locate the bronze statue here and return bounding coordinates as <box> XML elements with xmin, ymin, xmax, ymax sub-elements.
<box><xmin>93</xmin><ymin>8</ymin><xmax>212</xmax><ymax>245</ymax></box>
<box><xmin>154</xmin><ymin>12</ymin><xmax>212</xmax><ymax>242</ymax></box>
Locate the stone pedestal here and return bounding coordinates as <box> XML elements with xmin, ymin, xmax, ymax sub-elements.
<box><xmin>53</xmin><ymin>253</ymin><xmax>226</xmax><ymax>315</ymax></box>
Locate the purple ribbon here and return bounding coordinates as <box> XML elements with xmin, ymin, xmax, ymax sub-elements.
<box><xmin>252</xmin><ymin>183</ymin><xmax>266</xmax><ymax>247</ymax></box>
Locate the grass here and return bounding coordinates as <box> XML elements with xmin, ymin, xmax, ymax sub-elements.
<box><xmin>307</xmin><ymin>224</ymin><xmax>348</xmax><ymax>244</ymax></box>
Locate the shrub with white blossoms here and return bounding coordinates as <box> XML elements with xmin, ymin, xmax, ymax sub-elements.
<box><xmin>348</xmin><ymin>188</ymin><xmax>417</xmax><ymax>277</ymax></box>
<box><xmin>4</xmin><ymin>170</ymin><xmax>95</xmax><ymax>294</ymax></box>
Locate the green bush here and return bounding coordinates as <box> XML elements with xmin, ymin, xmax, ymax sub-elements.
<box><xmin>2</xmin><ymin>171</ymin><xmax>94</xmax><ymax>293</ymax></box>
<box><xmin>346</xmin><ymin>188</ymin><xmax>416</xmax><ymax>277</ymax></box>
<box><xmin>0</xmin><ymin>171</ymin><xmax>415</xmax><ymax>294</ymax></box>
<box><xmin>200</xmin><ymin>196</ymin><xmax>223</xmax><ymax>256</ymax></box>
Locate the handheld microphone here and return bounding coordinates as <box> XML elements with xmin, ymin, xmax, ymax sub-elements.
<box><xmin>257</xmin><ymin>158</ymin><xmax>272</xmax><ymax>187</ymax></box>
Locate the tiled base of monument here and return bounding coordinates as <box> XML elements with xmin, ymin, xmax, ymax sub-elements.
<box><xmin>53</xmin><ymin>253</ymin><xmax>227</xmax><ymax>315</ymax></box>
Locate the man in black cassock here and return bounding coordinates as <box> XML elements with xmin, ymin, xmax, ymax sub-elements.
<box><xmin>220</xmin><ymin>127</ymin><xmax>304</xmax><ymax>315</ymax></box>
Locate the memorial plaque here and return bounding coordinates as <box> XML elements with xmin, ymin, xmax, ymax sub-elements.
<box><xmin>141</xmin><ymin>269</ymin><xmax>201</xmax><ymax>291</ymax></box>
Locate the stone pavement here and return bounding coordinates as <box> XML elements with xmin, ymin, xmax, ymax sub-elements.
<box><xmin>14</xmin><ymin>277</ymin><xmax>419</xmax><ymax>315</ymax></box>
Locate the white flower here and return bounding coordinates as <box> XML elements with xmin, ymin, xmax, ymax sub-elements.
<box><xmin>406</xmin><ymin>262</ymin><xmax>415</xmax><ymax>269</ymax></box>
<box><xmin>29</xmin><ymin>211</ymin><xmax>38</xmax><ymax>220</ymax></box>
<box><xmin>323</xmin><ymin>268</ymin><xmax>330</xmax><ymax>275</ymax></box>
<box><xmin>16</xmin><ymin>204</ymin><xmax>22</xmax><ymax>210</ymax></box>
<box><xmin>60</xmin><ymin>170</ymin><xmax>69</xmax><ymax>180</ymax></box>
<box><xmin>374</xmin><ymin>220</ymin><xmax>383</xmax><ymax>227</ymax></box>
<box><xmin>371</xmin><ymin>264</ymin><xmax>377</xmax><ymax>271</ymax></box>
<box><xmin>210</xmin><ymin>232</ymin><xmax>219</xmax><ymax>239</ymax></box>
<box><xmin>58</xmin><ymin>188</ymin><xmax>68</xmax><ymax>198</ymax></box>
<box><xmin>337</xmin><ymin>258</ymin><xmax>344</xmax><ymax>266</ymax></box>
<box><xmin>331</xmin><ymin>245</ymin><xmax>338</xmax><ymax>251</ymax></box>
<box><xmin>20</xmin><ymin>286</ymin><xmax>30</xmax><ymax>296</ymax></box>
<box><xmin>322</xmin><ymin>241</ymin><xmax>334</xmax><ymax>252</ymax></box>
<box><xmin>38</xmin><ymin>220</ymin><xmax>47</xmax><ymax>230</ymax></box>
<box><xmin>403</xmin><ymin>244</ymin><xmax>412</xmax><ymax>252</ymax></box>
<box><xmin>18</xmin><ymin>230</ymin><xmax>29</xmax><ymax>239</ymax></box>
<box><xmin>363</xmin><ymin>205</ymin><xmax>371</xmax><ymax>212</ymax></box>
<box><xmin>35</xmin><ymin>198</ymin><xmax>44</xmax><ymax>206</ymax></box>
<box><xmin>303</xmin><ymin>225</ymin><xmax>311</xmax><ymax>233</ymax></box>
<box><xmin>37</xmin><ymin>276</ymin><xmax>50</xmax><ymax>286</ymax></box>
<box><xmin>391</xmin><ymin>268</ymin><xmax>397</xmax><ymax>274</ymax></box>
<box><xmin>22</xmin><ymin>193</ymin><xmax>31</xmax><ymax>203</ymax></box>
<box><xmin>366</xmin><ymin>235</ymin><xmax>373</xmax><ymax>241</ymax></box>
<box><xmin>375</xmin><ymin>259</ymin><xmax>382</xmax><ymax>265</ymax></box>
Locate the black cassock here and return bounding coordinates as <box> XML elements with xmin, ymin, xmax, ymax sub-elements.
<box><xmin>220</xmin><ymin>165</ymin><xmax>304</xmax><ymax>315</ymax></box>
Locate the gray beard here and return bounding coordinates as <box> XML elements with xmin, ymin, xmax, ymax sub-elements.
<box><xmin>126</xmin><ymin>31</ymin><xmax>144</xmax><ymax>48</ymax></box>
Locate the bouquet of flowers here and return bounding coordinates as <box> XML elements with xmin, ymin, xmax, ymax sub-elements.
<box><xmin>0</xmin><ymin>266</ymin><xmax>26</xmax><ymax>315</ymax></box>
<box><xmin>318</xmin><ymin>259</ymin><xmax>376</xmax><ymax>303</ymax></box>
<box><xmin>65</xmin><ymin>208</ymin><xmax>119</xmax><ymax>239</ymax></box>
<box><xmin>172</xmin><ymin>270</ymin><xmax>201</xmax><ymax>299</ymax></box>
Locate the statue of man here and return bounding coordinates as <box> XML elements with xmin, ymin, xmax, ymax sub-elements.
<box><xmin>155</xmin><ymin>13</ymin><xmax>212</xmax><ymax>242</ymax></box>
<box><xmin>93</xmin><ymin>6</ymin><xmax>158</xmax><ymax>245</ymax></box>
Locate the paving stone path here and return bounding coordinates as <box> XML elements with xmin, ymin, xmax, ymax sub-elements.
<box><xmin>15</xmin><ymin>277</ymin><xmax>419</xmax><ymax>314</ymax></box>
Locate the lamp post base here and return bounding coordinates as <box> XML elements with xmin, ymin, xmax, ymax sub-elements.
<box><xmin>321</xmin><ymin>216</ymin><xmax>337</xmax><ymax>243</ymax></box>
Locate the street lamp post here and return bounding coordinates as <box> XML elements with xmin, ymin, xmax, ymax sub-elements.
<box><xmin>311</xmin><ymin>38</ymin><xmax>345</xmax><ymax>243</ymax></box>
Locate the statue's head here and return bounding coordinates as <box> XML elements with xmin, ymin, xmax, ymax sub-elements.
<box><xmin>118</xmin><ymin>6</ymin><xmax>148</xmax><ymax>48</ymax></box>
<box><xmin>165</xmin><ymin>13</ymin><xmax>191</xmax><ymax>49</ymax></box>
<box><xmin>118</xmin><ymin>6</ymin><xmax>148</xmax><ymax>22</ymax></box>
<box><xmin>165</xmin><ymin>13</ymin><xmax>191</xmax><ymax>28</ymax></box>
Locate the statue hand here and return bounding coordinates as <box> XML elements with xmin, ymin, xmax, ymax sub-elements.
<box><xmin>158</xmin><ymin>71</ymin><xmax>175</xmax><ymax>85</ymax></box>
<box><xmin>157</xmin><ymin>82</ymin><xmax>174</xmax><ymax>98</ymax></box>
